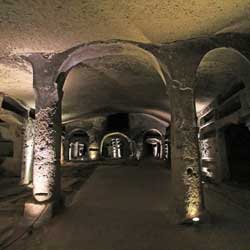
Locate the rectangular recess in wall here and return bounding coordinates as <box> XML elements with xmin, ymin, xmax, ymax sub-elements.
<box><xmin>199</xmin><ymin>130</ymin><xmax>216</xmax><ymax>140</ymax></box>
<box><xmin>199</xmin><ymin>110</ymin><xmax>215</xmax><ymax>127</ymax></box>
<box><xmin>0</xmin><ymin>140</ymin><xmax>14</xmax><ymax>157</ymax></box>
<box><xmin>2</xmin><ymin>97</ymin><xmax>27</xmax><ymax>117</ymax></box>
<box><xmin>218</xmin><ymin>81</ymin><xmax>245</xmax><ymax>105</ymax></box>
<box><xmin>218</xmin><ymin>96</ymin><xmax>241</xmax><ymax>119</ymax></box>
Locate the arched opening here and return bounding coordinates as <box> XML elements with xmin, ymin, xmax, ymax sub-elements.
<box><xmin>59</xmin><ymin>42</ymin><xmax>170</xmax><ymax>125</ymax></box>
<box><xmin>52</xmin><ymin>41</ymin><xmax>207</xmax><ymax>220</ymax></box>
<box><xmin>66</xmin><ymin>129</ymin><xmax>89</xmax><ymax>161</ymax></box>
<box><xmin>58</xmin><ymin>42</ymin><xmax>171</xmax><ymax>162</ymax></box>
<box><xmin>196</xmin><ymin>47</ymin><xmax>250</xmax><ymax>114</ymax></box>
<box><xmin>100</xmin><ymin>132</ymin><xmax>132</xmax><ymax>159</ymax></box>
<box><xmin>142</xmin><ymin>129</ymin><xmax>163</xmax><ymax>159</ymax></box>
<box><xmin>196</xmin><ymin>47</ymin><xmax>250</xmax><ymax>184</ymax></box>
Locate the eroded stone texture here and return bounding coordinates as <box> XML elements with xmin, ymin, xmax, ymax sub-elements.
<box><xmin>33</xmin><ymin>86</ymin><xmax>62</xmax><ymax>203</ymax></box>
<box><xmin>21</xmin><ymin>117</ymin><xmax>35</xmax><ymax>185</ymax></box>
<box><xmin>0</xmin><ymin>122</ymin><xmax>23</xmax><ymax>175</ymax></box>
<box><xmin>170</xmin><ymin>83</ymin><xmax>204</xmax><ymax>220</ymax></box>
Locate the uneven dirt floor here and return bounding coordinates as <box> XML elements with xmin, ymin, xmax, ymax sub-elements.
<box><xmin>3</xmin><ymin>160</ymin><xmax>250</xmax><ymax>250</ymax></box>
<box><xmin>0</xmin><ymin>177</ymin><xmax>32</xmax><ymax>248</ymax></box>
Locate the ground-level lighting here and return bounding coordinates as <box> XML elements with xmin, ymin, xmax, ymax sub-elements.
<box><xmin>192</xmin><ymin>217</ymin><xmax>200</xmax><ymax>222</ymax></box>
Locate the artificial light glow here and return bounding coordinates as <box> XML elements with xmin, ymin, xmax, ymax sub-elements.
<box><xmin>202</xmin><ymin>167</ymin><xmax>213</xmax><ymax>178</ymax></box>
<box><xmin>89</xmin><ymin>149</ymin><xmax>98</xmax><ymax>160</ymax></box>
<box><xmin>192</xmin><ymin>217</ymin><xmax>200</xmax><ymax>222</ymax></box>
<box><xmin>88</xmin><ymin>142</ymin><xmax>100</xmax><ymax>161</ymax></box>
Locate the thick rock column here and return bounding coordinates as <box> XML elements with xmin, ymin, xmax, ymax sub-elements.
<box><xmin>25</xmin><ymin>54</ymin><xmax>64</xmax><ymax>203</ymax></box>
<box><xmin>33</xmin><ymin>84</ymin><xmax>62</xmax><ymax>202</ymax></box>
<box><xmin>21</xmin><ymin>54</ymin><xmax>65</xmax><ymax>227</ymax></box>
<box><xmin>20</xmin><ymin>117</ymin><xmax>35</xmax><ymax>185</ymax></box>
<box><xmin>170</xmin><ymin>82</ymin><xmax>204</xmax><ymax>222</ymax></box>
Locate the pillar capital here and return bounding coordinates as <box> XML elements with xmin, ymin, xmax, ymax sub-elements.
<box><xmin>24</xmin><ymin>54</ymin><xmax>56</xmax><ymax>84</ymax></box>
<box><xmin>22</xmin><ymin>53</ymin><xmax>66</xmax><ymax>90</ymax></box>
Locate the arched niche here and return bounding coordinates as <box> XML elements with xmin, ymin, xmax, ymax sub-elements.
<box><xmin>57</xmin><ymin>41</ymin><xmax>171</xmax><ymax>124</ymax></box>
<box><xmin>142</xmin><ymin>129</ymin><xmax>163</xmax><ymax>159</ymax></box>
<box><xmin>196</xmin><ymin>47</ymin><xmax>250</xmax><ymax>113</ymax></box>
<box><xmin>65</xmin><ymin>129</ymin><xmax>89</xmax><ymax>161</ymax></box>
<box><xmin>196</xmin><ymin>47</ymin><xmax>250</xmax><ymax>184</ymax></box>
<box><xmin>100</xmin><ymin>132</ymin><xmax>133</xmax><ymax>160</ymax></box>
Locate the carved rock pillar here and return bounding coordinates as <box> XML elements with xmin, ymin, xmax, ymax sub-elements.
<box><xmin>170</xmin><ymin>82</ymin><xmax>205</xmax><ymax>222</ymax></box>
<box><xmin>33</xmin><ymin>84</ymin><xmax>62</xmax><ymax>202</ymax></box>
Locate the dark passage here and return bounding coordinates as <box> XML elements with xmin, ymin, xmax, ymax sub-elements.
<box><xmin>225</xmin><ymin>124</ymin><xmax>250</xmax><ymax>184</ymax></box>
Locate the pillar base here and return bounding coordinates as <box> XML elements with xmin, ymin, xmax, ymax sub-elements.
<box><xmin>21</xmin><ymin>200</ymin><xmax>54</xmax><ymax>228</ymax></box>
<box><xmin>179</xmin><ymin>210</ymin><xmax>211</xmax><ymax>226</ymax></box>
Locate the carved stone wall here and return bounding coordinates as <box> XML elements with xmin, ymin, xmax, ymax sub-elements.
<box><xmin>0</xmin><ymin>123</ymin><xmax>23</xmax><ymax>176</ymax></box>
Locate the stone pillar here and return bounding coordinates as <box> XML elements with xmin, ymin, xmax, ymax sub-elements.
<box><xmin>111</xmin><ymin>138</ymin><xmax>117</xmax><ymax>159</ymax></box>
<box><xmin>165</xmin><ymin>127</ymin><xmax>171</xmax><ymax>164</ymax></box>
<box><xmin>64</xmin><ymin>138</ymin><xmax>70</xmax><ymax>161</ymax></box>
<box><xmin>33</xmin><ymin>84</ymin><xmax>62</xmax><ymax>202</ymax></box>
<box><xmin>26</xmin><ymin>54</ymin><xmax>64</xmax><ymax>204</ymax></box>
<box><xmin>215</xmin><ymin>128</ymin><xmax>230</xmax><ymax>183</ymax></box>
<box><xmin>21</xmin><ymin>53</ymin><xmax>65</xmax><ymax>227</ymax></box>
<box><xmin>136</xmin><ymin>142</ymin><xmax>143</xmax><ymax>160</ymax></box>
<box><xmin>20</xmin><ymin>117</ymin><xmax>35</xmax><ymax>185</ymax></box>
<box><xmin>170</xmin><ymin>82</ymin><xmax>204</xmax><ymax>222</ymax></box>
<box><xmin>164</xmin><ymin>138</ymin><xmax>170</xmax><ymax>160</ymax></box>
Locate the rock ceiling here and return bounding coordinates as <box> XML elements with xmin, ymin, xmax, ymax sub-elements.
<box><xmin>0</xmin><ymin>0</ymin><xmax>250</xmax><ymax>122</ymax></box>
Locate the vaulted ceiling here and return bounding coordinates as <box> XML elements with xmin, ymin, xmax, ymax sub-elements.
<box><xmin>0</xmin><ymin>0</ymin><xmax>250</xmax><ymax>123</ymax></box>
<box><xmin>1</xmin><ymin>0</ymin><xmax>250</xmax><ymax>55</ymax></box>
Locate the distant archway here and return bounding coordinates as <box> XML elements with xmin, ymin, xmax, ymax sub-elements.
<box><xmin>100</xmin><ymin>132</ymin><xmax>133</xmax><ymax>159</ymax></box>
<box><xmin>142</xmin><ymin>129</ymin><xmax>163</xmax><ymax>159</ymax></box>
<box><xmin>65</xmin><ymin>129</ymin><xmax>89</xmax><ymax>161</ymax></box>
<box><xmin>59</xmin><ymin>41</ymin><xmax>171</xmax><ymax>124</ymax></box>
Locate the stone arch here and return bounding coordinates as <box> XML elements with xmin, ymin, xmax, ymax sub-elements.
<box><xmin>197</xmin><ymin>47</ymin><xmax>250</xmax><ymax>87</ymax></box>
<box><xmin>196</xmin><ymin>47</ymin><xmax>250</xmax><ymax>113</ymax></box>
<box><xmin>142</xmin><ymin>129</ymin><xmax>164</xmax><ymax>159</ymax></box>
<box><xmin>143</xmin><ymin>128</ymin><xmax>163</xmax><ymax>138</ymax></box>
<box><xmin>64</xmin><ymin>128</ymin><xmax>90</xmax><ymax>161</ymax></box>
<box><xmin>57</xmin><ymin>40</ymin><xmax>173</xmax><ymax>125</ymax></box>
<box><xmin>65</xmin><ymin>128</ymin><xmax>89</xmax><ymax>140</ymax></box>
<box><xmin>56</xmin><ymin>41</ymin><xmax>170</xmax><ymax>88</ymax></box>
<box><xmin>196</xmin><ymin>47</ymin><xmax>250</xmax><ymax>185</ymax></box>
<box><xmin>100</xmin><ymin>132</ymin><xmax>133</xmax><ymax>159</ymax></box>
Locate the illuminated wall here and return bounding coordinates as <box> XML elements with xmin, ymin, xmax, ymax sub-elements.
<box><xmin>200</xmin><ymin>137</ymin><xmax>216</xmax><ymax>178</ymax></box>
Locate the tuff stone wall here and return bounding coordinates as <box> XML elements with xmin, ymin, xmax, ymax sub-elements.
<box><xmin>0</xmin><ymin>123</ymin><xmax>23</xmax><ymax>176</ymax></box>
<box><xmin>129</xmin><ymin>113</ymin><xmax>167</xmax><ymax>140</ymax></box>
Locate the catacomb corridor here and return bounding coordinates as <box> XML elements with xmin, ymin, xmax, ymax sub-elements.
<box><xmin>1</xmin><ymin>1</ymin><xmax>250</xmax><ymax>250</ymax></box>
